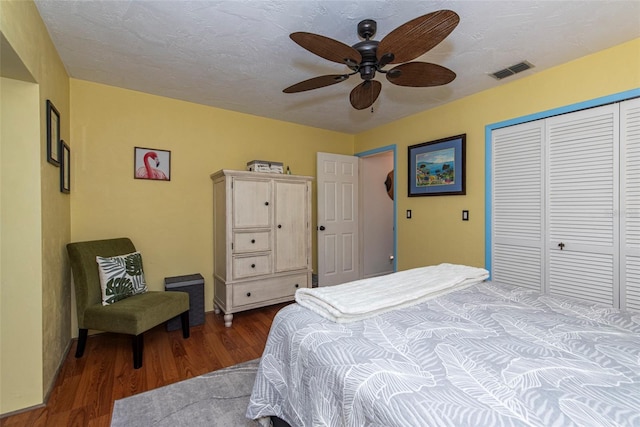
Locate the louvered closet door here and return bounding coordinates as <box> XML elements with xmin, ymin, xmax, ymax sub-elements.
<box><xmin>621</xmin><ymin>97</ymin><xmax>640</xmax><ymax>311</ymax></box>
<box><xmin>492</xmin><ymin>121</ymin><xmax>545</xmax><ymax>290</ymax></box>
<box><xmin>546</xmin><ymin>104</ymin><xmax>619</xmax><ymax>306</ymax></box>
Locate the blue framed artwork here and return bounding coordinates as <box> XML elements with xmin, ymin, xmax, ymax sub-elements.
<box><xmin>408</xmin><ymin>134</ymin><xmax>466</xmax><ymax>196</ymax></box>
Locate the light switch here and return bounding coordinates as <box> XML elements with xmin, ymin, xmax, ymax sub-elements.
<box><xmin>406</xmin><ymin>210</ymin><xmax>412</xmax><ymax>219</ymax></box>
<box><xmin>462</xmin><ymin>210</ymin><xmax>469</xmax><ymax>221</ymax></box>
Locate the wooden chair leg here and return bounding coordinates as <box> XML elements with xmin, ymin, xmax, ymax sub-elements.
<box><xmin>181</xmin><ymin>310</ymin><xmax>190</xmax><ymax>339</ymax></box>
<box><xmin>132</xmin><ymin>334</ymin><xmax>144</xmax><ymax>369</ymax></box>
<box><xmin>76</xmin><ymin>329</ymin><xmax>88</xmax><ymax>358</ymax></box>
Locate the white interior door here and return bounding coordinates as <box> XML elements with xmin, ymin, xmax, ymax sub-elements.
<box><xmin>546</xmin><ymin>104</ymin><xmax>619</xmax><ymax>306</ymax></box>
<box><xmin>317</xmin><ymin>152</ymin><xmax>359</xmax><ymax>287</ymax></box>
<box><xmin>491</xmin><ymin>120</ymin><xmax>545</xmax><ymax>291</ymax></box>
<box><xmin>621</xmin><ymin>97</ymin><xmax>640</xmax><ymax>311</ymax></box>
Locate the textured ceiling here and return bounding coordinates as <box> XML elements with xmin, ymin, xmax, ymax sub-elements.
<box><xmin>34</xmin><ymin>0</ymin><xmax>640</xmax><ymax>134</ymax></box>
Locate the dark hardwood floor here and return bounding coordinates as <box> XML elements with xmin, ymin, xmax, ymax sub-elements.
<box><xmin>1</xmin><ymin>303</ymin><xmax>289</xmax><ymax>427</ymax></box>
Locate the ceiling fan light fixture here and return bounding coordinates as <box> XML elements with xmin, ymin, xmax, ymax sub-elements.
<box><xmin>360</xmin><ymin>64</ymin><xmax>376</xmax><ymax>80</ymax></box>
<box><xmin>284</xmin><ymin>10</ymin><xmax>460</xmax><ymax>109</ymax></box>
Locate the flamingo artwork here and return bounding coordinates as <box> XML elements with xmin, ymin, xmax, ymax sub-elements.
<box><xmin>135</xmin><ymin>150</ymin><xmax>169</xmax><ymax>180</ymax></box>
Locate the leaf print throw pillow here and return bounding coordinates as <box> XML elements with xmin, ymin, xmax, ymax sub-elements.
<box><xmin>96</xmin><ymin>252</ymin><xmax>148</xmax><ymax>305</ymax></box>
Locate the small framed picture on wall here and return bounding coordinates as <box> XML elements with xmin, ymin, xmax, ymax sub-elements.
<box><xmin>134</xmin><ymin>147</ymin><xmax>171</xmax><ymax>181</ymax></box>
<box><xmin>46</xmin><ymin>100</ymin><xmax>61</xmax><ymax>166</ymax></box>
<box><xmin>60</xmin><ymin>140</ymin><xmax>70</xmax><ymax>194</ymax></box>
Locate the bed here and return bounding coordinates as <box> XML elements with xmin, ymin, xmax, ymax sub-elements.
<box><xmin>246</xmin><ymin>265</ymin><xmax>640</xmax><ymax>427</ymax></box>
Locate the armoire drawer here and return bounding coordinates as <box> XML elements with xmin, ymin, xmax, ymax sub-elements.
<box><xmin>233</xmin><ymin>274</ymin><xmax>308</xmax><ymax>307</ymax></box>
<box><xmin>233</xmin><ymin>230</ymin><xmax>271</xmax><ymax>253</ymax></box>
<box><xmin>232</xmin><ymin>253</ymin><xmax>272</xmax><ymax>279</ymax></box>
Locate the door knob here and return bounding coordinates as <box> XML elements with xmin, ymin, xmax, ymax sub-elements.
<box><xmin>318</xmin><ymin>225</ymin><xmax>325</xmax><ymax>231</ymax></box>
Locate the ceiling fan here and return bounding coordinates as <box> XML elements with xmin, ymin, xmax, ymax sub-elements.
<box><xmin>283</xmin><ymin>10</ymin><xmax>460</xmax><ymax>110</ymax></box>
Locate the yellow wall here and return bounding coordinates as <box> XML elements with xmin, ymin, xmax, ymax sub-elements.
<box><xmin>70</xmin><ymin>79</ymin><xmax>353</xmax><ymax>323</ymax></box>
<box><xmin>1</xmin><ymin>78</ymin><xmax>43</xmax><ymax>413</ymax></box>
<box><xmin>0</xmin><ymin>0</ymin><xmax>70</xmax><ymax>414</ymax></box>
<box><xmin>355</xmin><ymin>38</ymin><xmax>640</xmax><ymax>270</ymax></box>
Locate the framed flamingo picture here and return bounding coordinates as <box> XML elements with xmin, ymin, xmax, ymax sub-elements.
<box><xmin>134</xmin><ymin>147</ymin><xmax>171</xmax><ymax>181</ymax></box>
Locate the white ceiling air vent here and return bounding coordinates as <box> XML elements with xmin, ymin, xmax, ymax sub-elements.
<box><xmin>490</xmin><ymin>61</ymin><xmax>534</xmax><ymax>80</ymax></box>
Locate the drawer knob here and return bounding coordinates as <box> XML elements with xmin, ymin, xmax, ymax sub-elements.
<box><xmin>295</xmin><ymin>284</ymin><xmax>299</xmax><ymax>288</ymax></box>
<box><xmin>251</xmin><ymin>239</ymin><xmax>255</xmax><ymax>243</ymax></box>
<box><xmin>278</xmin><ymin>224</ymin><xmax>282</xmax><ymax>229</ymax></box>
<box><xmin>264</xmin><ymin>201</ymin><xmax>269</xmax><ymax>206</ymax></box>
<box><xmin>251</xmin><ymin>263</ymin><xmax>256</xmax><ymax>268</ymax></box>
<box><xmin>246</xmin><ymin>292</ymin><xmax>251</xmax><ymax>297</ymax></box>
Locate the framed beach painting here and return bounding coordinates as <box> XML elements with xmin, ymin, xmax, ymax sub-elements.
<box><xmin>408</xmin><ymin>134</ymin><xmax>466</xmax><ymax>196</ymax></box>
<box><xmin>134</xmin><ymin>147</ymin><xmax>171</xmax><ymax>181</ymax></box>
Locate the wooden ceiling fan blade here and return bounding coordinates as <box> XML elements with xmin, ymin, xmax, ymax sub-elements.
<box><xmin>283</xmin><ymin>74</ymin><xmax>349</xmax><ymax>93</ymax></box>
<box><xmin>290</xmin><ymin>32</ymin><xmax>362</xmax><ymax>65</ymax></box>
<box><xmin>386</xmin><ymin>62</ymin><xmax>456</xmax><ymax>87</ymax></box>
<box><xmin>349</xmin><ymin>80</ymin><xmax>382</xmax><ymax>110</ymax></box>
<box><xmin>377</xmin><ymin>10</ymin><xmax>459</xmax><ymax>64</ymax></box>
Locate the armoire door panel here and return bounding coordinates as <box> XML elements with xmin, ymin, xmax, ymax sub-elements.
<box><xmin>232</xmin><ymin>178</ymin><xmax>272</xmax><ymax>228</ymax></box>
<box><xmin>274</xmin><ymin>180</ymin><xmax>308</xmax><ymax>272</ymax></box>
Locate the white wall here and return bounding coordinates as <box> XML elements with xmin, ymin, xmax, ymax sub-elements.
<box><xmin>360</xmin><ymin>151</ymin><xmax>394</xmax><ymax>278</ymax></box>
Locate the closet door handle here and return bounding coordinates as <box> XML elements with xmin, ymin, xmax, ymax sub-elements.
<box><xmin>558</xmin><ymin>242</ymin><xmax>565</xmax><ymax>250</ymax></box>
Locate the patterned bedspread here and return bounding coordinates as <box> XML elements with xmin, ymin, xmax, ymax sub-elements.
<box><xmin>246</xmin><ymin>281</ymin><xmax>640</xmax><ymax>426</ymax></box>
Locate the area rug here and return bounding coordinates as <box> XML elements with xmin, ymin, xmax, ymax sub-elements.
<box><xmin>111</xmin><ymin>359</ymin><xmax>261</xmax><ymax>426</ymax></box>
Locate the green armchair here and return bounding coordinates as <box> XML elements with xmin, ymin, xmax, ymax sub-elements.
<box><xmin>67</xmin><ymin>238</ymin><xmax>190</xmax><ymax>369</ymax></box>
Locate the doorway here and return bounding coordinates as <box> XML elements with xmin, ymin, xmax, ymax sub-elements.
<box><xmin>358</xmin><ymin>146</ymin><xmax>396</xmax><ymax>279</ymax></box>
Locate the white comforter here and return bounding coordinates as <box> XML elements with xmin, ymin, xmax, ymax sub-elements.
<box><xmin>295</xmin><ymin>263</ymin><xmax>489</xmax><ymax>323</ymax></box>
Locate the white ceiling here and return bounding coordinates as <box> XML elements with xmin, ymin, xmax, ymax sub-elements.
<box><xmin>34</xmin><ymin>0</ymin><xmax>640</xmax><ymax>134</ymax></box>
